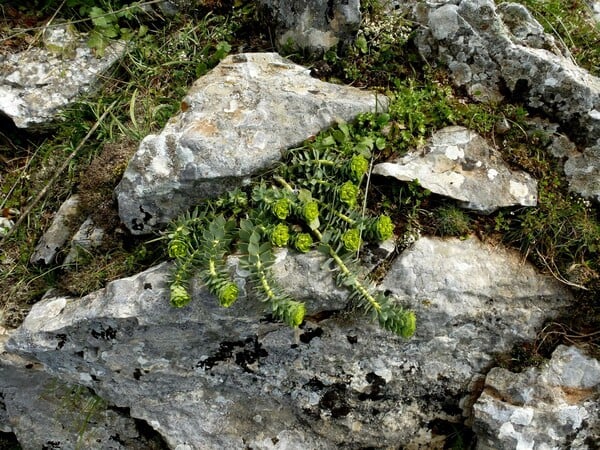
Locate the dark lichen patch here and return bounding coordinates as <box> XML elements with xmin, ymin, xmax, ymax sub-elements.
<box><xmin>55</xmin><ymin>333</ymin><xmax>67</xmax><ymax>350</ymax></box>
<box><xmin>197</xmin><ymin>335</ymin><xmax>268</xmax><ymax>373</ymax></box>
<box><xmin>299</xmin><ymin>326</ymin><xmax>323</xmax><ymax>344</ymax></box>
<box><xmin>357</xmin><ymin>372</ymin><xmax>386</xmax><ymax>401</ymax></box>
<box><xmin>318</xmin><ymin>383</ymin><xmax>352</xmax><ymax>418</ymax></box>
<box><xmin>91</xmin><ymin>326</ymin><xmax>117</xmax><ymax>341</ymax></box>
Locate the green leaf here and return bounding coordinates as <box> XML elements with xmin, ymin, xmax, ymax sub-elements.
<box><xmin>87</xmin><ymin>30</ymin><xmax>107</xmax><ymax>55</ymax></box>
<box><xmin>90</xmin><ymin>7</ymin><xmax>112</xmax><ymax>28</ymax></box>
<box><xmin>355</xmin><ymin>34</ymin><xmax>368</xmax><ymax>54</ymax></box>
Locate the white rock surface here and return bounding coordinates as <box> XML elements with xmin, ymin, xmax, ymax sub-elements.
<box><xmin>473</xmin><ymin>345</ymin><xmax>600</xmax><ymax>449</ymax></box>
<box><xmin>115</xmin><ymin>52</ymin><xmax>388</xmax><ymax>234</ymax></box>
<box><xmin>257</xmin><ymin>0</ymin><xmax>361</xmax><ymax>54</ymax></box>
<box><xmin>0</xmin><ymin>24</ymin><xmax>125</xmax><ymax>128</ymax></box>
<box><xmin>415</xmin><ymin>0</ymin><xmax>600</xmax><ymax>147</ymax></box>
<box><xmin>373</xmin><ymin>126</ymin><xmax>538</xmax><ymax>212</ymax></box>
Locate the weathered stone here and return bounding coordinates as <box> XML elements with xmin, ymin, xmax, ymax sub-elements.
<box><xmin>30</xmin><ymin>195</ymin><xmax>80</xmax><ymax>265</ymax></box>
<box><xmin>115</xmin><ymin>52</ymin><xmax>387</xmax><ymax>235</ymax></box>
<box><xmin>4</xmin><ymin>236</ymin><xmax>571</xmax><ymax>448</ymax></box>
<box><xmin>564</xmin><ymin>144</ymin><xmax>600</xmax><ymax>203</ymax></box>
<box><xmin>257</xmin><ymin>0</ymin><xmax>361</xmax><ymax>54</ymax></box>
<box><xmin>63</xmin><ymin>217</ymin><xmax>105</xmax><ymax>266</ymax></box>
<box><xmin>373</xmin><ymin>126</ymin><xmax>538</xmax><ymax>212</ymax></box>
<box><xmin>473</xmin><ymin>345</ymin><xmax>600</xmax><ymax>449</ymax></box>
<box><xmin>0</xmin><ymin>336</ymin><xmax>160</xmax><ymax>449</ymax></box>
<box><xmin>0</xmin><ymin>24</ymin><xmax>125</xmax><ymax>128</ymax></box>
<box><xmin>415</xmin><ymin>0</ymin><xmax>600</xmax><ymax>146</ymax></box>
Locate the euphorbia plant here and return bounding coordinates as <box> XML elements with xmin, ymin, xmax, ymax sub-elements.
<box><xmin>166</xmin><ymin>114</ymin><xmax>416</xmax><ymax>338</ymax></box>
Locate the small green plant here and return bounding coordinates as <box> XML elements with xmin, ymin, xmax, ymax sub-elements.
<box><xmin>433</xmin><ymin>205</ymin><xmax>471</xmax><ymax>237</ymax></box>
<box><xmin>166</xmin><ymin>116</ymin><xmax>416</xmax><ymax>337</ymax></box>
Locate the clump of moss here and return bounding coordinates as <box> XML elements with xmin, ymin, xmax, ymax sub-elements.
<box><xmin>78</xmin><ymin>139</ymin><xmax>136</xmax><ymax>232</ymax></box>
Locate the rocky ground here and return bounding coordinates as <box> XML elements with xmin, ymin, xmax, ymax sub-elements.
<box><xmin>1</xmin><ymin>0</ymin><xmax>599</xmax><ymax>448</ymax></box>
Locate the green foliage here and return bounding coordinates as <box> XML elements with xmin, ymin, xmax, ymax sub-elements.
<box><xmin>433</xmin><ymin>205</ymin><xmax>471</xmax><ymax>237</ymax></box>
<box><xmin>166</xmin><ymin>117</ymin><xmax>416</xmax><ymax>337</ymax></box>
<box><xmin>495</xmin><ymin>175</ymin><xmax>600</xmax><ymax>278</ymax></box>
<box><xmin>325</xmin><ymin>3</ymin><xmax>418</xmax><ymax>86</ymax></box>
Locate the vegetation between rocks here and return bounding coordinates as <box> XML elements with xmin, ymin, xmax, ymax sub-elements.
<box><xmin>1</xmin><ymin>0</ymin><xmax>599</xmax><ymax>353</ymax></box>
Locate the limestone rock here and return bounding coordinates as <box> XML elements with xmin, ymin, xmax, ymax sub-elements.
<box><xmin>473</xmin><ymin>345</ymin><xmax>600</xmax><ymax>449</ymax></box>
<box><xmin>63</xmin><ymin>217</ymin><xmax>105</xmax><ymax>266</ymax></box>
<box><xmin>415</xmin><ymin>0</ymin><xmax>600</xmax><ymax>146</ymax></box>
<box><xmin>4</xmin><ymin>236</ymin><xmax>571</xmax><ymax>448</ymax></box>
<box><xmin>0</xmin><ymin>24</ymin><xmax>125</xmax><ymax>128</ymax></box>
<box><xmin>373</xmin><ymin>126</ymin><xmax>538</xmax><ymax>212</ymax></box>
<box><xmin>564</xmin><ymin>144</ymin><xmax>600</xmax><ymax>203</ymax></box>
<box><xmin>257</xmin><ymin>0</ymin><xmax>361</xmax><ymax>54</ymax></box>
<box><xmin>30</xmin><ymin>195</ymin><xmax>80</xmax><ymax>266</ymax></box>
<box><xmin>0</xmin><ymin>336</ymin><xmax>161</xmax><ymax>449</ymax></box>
<box><xmin>115</xmin><ymin>52</ymin><xmax>387</xmax><ymax>234</ymax></box>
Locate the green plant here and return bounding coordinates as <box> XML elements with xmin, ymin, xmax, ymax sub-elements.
<box><xmin>433</xmin><ymin>205</ymin><xmax>471</xmax><ymax>237</ymax></box>
<box><xmin>167</xmin><ymin>117</ymin><xmax>416</xmax><ymax>337</ymax></box>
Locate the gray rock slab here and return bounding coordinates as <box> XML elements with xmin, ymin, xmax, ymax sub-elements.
<box><xmin>258</xmin><ymin>0</ymin><xmax>361</xmax><ymax>54</ymax></box>
<box><xmin>63</xmin><ymin>217</ymin><xmax>105</xmax><ymax>266</ymax></box>
<box><xmin>30</xmin><ymin>195</ymin><xmax>80</xmax><ymax>266</ymax></box>
<box><xmin>115</xmin><ymin>52</ymin><xmax>388</xmax><ymax>234</ymax></box>
<box><xmin>473</xmin><ymin>345</ymin><xmax>600</xmax><ymax>449</ymax></box>
<box><xmin>373</xmin><ymin>126</ymin><xmax>538</xmax><ymax>212</ymax></box>
<box><xmin>4</xmin><ymin>235</ymin><xmax>572</xmax><ymax>448</ymax></box>
<box><xmin>0</xmin><ymin>24</ymin><xmax>125</xmax><ymax>128</ymax></box>
<box><xmin>564</xmin><ymin>144</ymin><xmax>600</xmax><ymax>203</ymax></box>
<box><xmin>0</xmin><ymin>335</ymin><xmax>153</xmax><ymax>449</ymax></box>
<box><xmin>415</xmin><ymin>0</ymin><xmax>600</xmax><ymax>146</ymax></box>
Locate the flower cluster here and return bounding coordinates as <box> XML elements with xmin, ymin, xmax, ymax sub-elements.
<box><xmin>217</xmin><ymin>282</ymin><xmax>239</xmax><ymax>307</ymax></box>
<box><xmin>349</xmin><ymin>155</ymin><xmax>369</xmax><ymax>181</ymax></box>
<box><xmin>293</xmin><ymin>232</ymin><xmax>313</xmax><ymax>253</ymax></box>
<box><xmin>270</xmin><ymin>223</ymin><xmax>290</xmax><ymax>247</ymax></box>
<box><xmin>339</xmin><ymin>181</ymin><xmax>359</xmax><ymax>208</ymax></box>
<box><xmin>373</xmin><ymin>215</ymin><xmax>394</xmax><ymax>241</ymax></box>
<box><xmin>170</xmin><ymin>284</ymin><xmax>192</xmax><ymax>308</ymax></box>
<box><xmin>302</xmin><ymin>201</ymin><xmax>319</xmax><ymax>223</ymax></box>
<box><xmin>342</xmin><ymin>228</ymin><xmax>362</xmax><ymax>252</ymax></box>
<box><xmin>272</xmin><ymin>198</ymin><xmax>291</xmax><ymax>220</ymax></box>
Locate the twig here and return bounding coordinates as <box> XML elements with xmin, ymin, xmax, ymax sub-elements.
<box><xmin>535</xmin><ymin>248</ymin><xmax>588</xmax><ymax>290</ymax></box>
<box><xmin>0</xmin><ymin>100</ymin><xmax>117</xmax><ymax>246</ymax></box>
<box><xmin>26</xmin><ymin>0</ymin><xmax>66</xmax><ymax>51</ymax></box>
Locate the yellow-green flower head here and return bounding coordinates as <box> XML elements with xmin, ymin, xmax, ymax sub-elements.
<box><xmin>294</xmin><ymin>233</ymin><xmax>313</xmax><ymax>253</ymax></box>
<box><xmin>302</xmin><ymin>201</ymin><xmax>319</xmax><ymax>223</ymax></box>
<box><xmin>270</xmin><ymin>223</ymin><xmax>290</xmax><ymax>247</ymax></box>
<box><xmin>218</xmin><ymin>282</ymin><xmax>239</xmax><ymax>308</ymax></box>
<box><xmin>342</xmin><ymin>228</ymin><xmax>362</xmax><ymax>252</ymax></box>
<box><xmin>374</xmin><ymin>215</ymin><xmax>394</xmax><ymax>241</ymax></box>
<box><xmin>288</xmin><ymin>301</ymin><xmax>306</xmax><ymax>328</ymax></box>
<box><xmin>170</xmin><ymin>284</ymin><xmax>192</xmax><ymax>308</ymax></box>
<box><xmin>401</xmin><ymin>311</ymin><xmax>417</xmax><ymax>338</ymax></box>
<box><xmin>350</xmin><ymin>155</ymin><xmax>369</xmax><ymax>181</ymax></box>
<box><xmin>168</xmin><ymin>239</ymin><xmax>188</xmax><ymax>259</ymax></box>
<box><xmin>339</xmin><ymin>181</ymin><xmax>359</xmax><ymax>208</ymax></box>
<box><xmin>272</xmin><ymin>198</ymin><xmax>291</xmax><ymax>220</ymax></box>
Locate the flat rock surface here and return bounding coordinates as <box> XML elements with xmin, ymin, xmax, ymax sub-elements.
<box><xmin>115</xmin><ymin>52</ymin><xmax>388</xmax><ymax>234</ymax></box>
<box><xmin>373</xmin><ymin>126</ymin><xmax>537</xmax><ymax>212</ymax></box>
<box><xmin>4</xmin><ymin>237</ymin><xmax>571</xmax><ymax>448</ymax></box>
<box><xmin>0</xmin><ymin>25</ymin><xmax>125</xmax><ymax>128</ymax></box>
<box><xmin>473</xmin><ymin>345</ymin><xmax>600</xmax><ymax>449</ymax></box>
